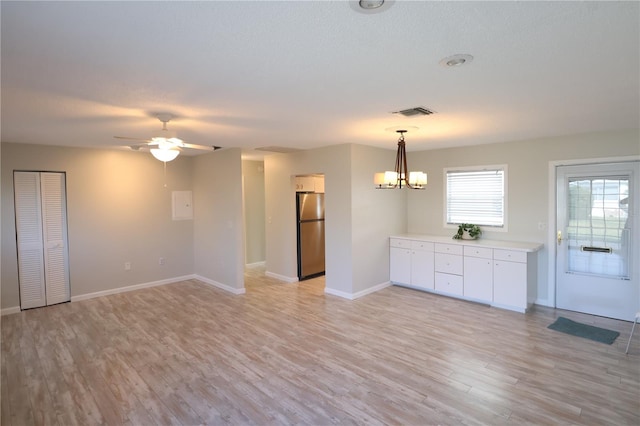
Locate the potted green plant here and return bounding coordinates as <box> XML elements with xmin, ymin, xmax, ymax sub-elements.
<box><xmin>453</xmin><ymin>223</ymin><xmax>482</xmax><ymax>240</ymax></box>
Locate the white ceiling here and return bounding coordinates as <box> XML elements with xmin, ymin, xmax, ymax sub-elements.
<box><xmin>1</xmin><ymin>1</ymin><xmax>638</xmax><ymax>159</ymax></box>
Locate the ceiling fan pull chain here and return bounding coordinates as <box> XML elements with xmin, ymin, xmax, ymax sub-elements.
<box><xmin>163</xmin><ymin>161</ymin><xmax>168</xmax><ymax>188</ymax></box>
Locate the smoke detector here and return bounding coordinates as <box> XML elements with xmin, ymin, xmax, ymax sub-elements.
<box><xmin>349</xmin><ymin>0</ymin><xmax>395</xmax><ymax>14</ymax></box>
<box><xmin>439</xmin><ymin>54</ymin><xmax>474</xmax><ymax>67</ymax></box>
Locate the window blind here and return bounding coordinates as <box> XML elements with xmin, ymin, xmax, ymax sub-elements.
<box><xmin>446</xmin><ymin>169</ymin><xmax>505</xmax><ymax>227</ymax></box>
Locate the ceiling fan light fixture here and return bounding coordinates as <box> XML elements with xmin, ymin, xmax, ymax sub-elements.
<box><xmin>151</xmin><ymin>148</ymin><xmax>180</xmax><ymax>162</ymax></box>
<box><xmin>152</xmin><ymin>137</ymin><xmax>183</xmax><ymax>149</ymax></box>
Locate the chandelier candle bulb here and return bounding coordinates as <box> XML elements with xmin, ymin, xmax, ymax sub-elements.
<box><xmin>409</xmin><ymin>171</ymin><xmax>427</xmax><ymax>188</ymax></box>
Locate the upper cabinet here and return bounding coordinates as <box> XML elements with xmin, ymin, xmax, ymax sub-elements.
<box><xmin>295</xmin><ymin>175</ymin><xmax>325</xmax><ymax>193</ymax></box>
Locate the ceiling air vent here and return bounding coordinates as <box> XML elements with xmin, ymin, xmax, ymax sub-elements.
<box><xmin>393</xmin><ymin>106</ymin><xmax>436</xmax><ymax>117</ymax></box>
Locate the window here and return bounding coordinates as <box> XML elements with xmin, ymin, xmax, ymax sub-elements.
<box><xmin>445</xmin><ymin>166</ymin><xmax>507</xmax><ymax>228</ymax></box>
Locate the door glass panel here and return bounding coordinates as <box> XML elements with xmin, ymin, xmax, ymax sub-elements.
<box><xmin>566</xmin><ymin>177</ymin><xmax>630</xmax><ymax>279</ymax></box>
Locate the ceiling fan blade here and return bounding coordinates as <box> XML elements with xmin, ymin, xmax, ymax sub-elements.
<box><xmin>114</xmin><ymin>136</ymin><xmax>151</xmax><ymax>142</ymax></box>
<box><xmin>181</xmin><ymin>142</ymin><xmax>217</xmax><ymax>151</ymax></box>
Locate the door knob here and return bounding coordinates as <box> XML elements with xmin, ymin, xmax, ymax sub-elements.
<box><xmin>557</xmin><ymin>230</ymin><xmax>562</xmax><ymax>245</ymax></box>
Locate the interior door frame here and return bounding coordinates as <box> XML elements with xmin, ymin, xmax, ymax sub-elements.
<box><xmin>547</xmin><ymin>155</ymin><xmax>640</xmax><ymax>308</ymax></box>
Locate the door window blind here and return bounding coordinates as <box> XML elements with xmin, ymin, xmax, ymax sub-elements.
<box><xmin>446</xmin><ymin>168</ymin><xmax>505</xmax><ymax>227</ymax></box>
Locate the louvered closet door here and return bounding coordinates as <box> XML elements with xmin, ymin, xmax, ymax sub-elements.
<box><xmin>14</xmin><ymin>172</ymin><xmax>70</xmax><ymax>309</ymax></box>
<box><xmin>14</xmin><ymin>172</ymin><xmax>47</xmax><ymax>309</ymax></box>
<box><xmin>41</xmin><ymin>173</ymin><xmax>70</xmax><ymax>305</ymax></box>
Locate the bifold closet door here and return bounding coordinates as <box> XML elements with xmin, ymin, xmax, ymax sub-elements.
<box><xmin>14</xmin><ymin>172</ymin><xmax>70</xmax><ymax>309</ymax></box>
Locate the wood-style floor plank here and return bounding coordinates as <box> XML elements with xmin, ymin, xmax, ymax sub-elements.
<box><xmin>2</xmin><ymin>264</ymin><xmax>639</xmax><ymax>425</ymax></box>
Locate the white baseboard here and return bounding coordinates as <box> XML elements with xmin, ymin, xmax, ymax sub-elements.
<box><xmin>8</xmin><ymin>274</ymin><xmax>243</xmax><ymax>313</ymax></box>
<box><xmin>265</xmin><ymin>271</ymin><xmax>298</xmax><ymax>283</ymax></box>
<box><xmin>1</xmin><ymin>306</ymin><xmax>21</xmax><ymax>316</ymax></box>
<box><xmin>71</xmin><ymin>275</ymin><xmax>196</xmax><ymax>302</ymax></box>
<box><xmin>245</xmin><ymin>261</ymin><xmax>266</xmax><ymax>267</ymax></box>
<box><xmin>325</xmin><ymin>281</ymin><xmax>391</xmax><ymax>300</ymax></box>
<box><xmin>352</xmin><ymin>281</ymin><xmax>391</xmax><ymax>299</ymax></box>
<box><xmin>193</xmin><ymin>275</ymin><xmax>246</xmax><ymax>295</ymax></box>
<box><xmin>534</xmin><ymin>297</ymin><xmax>552</xmax><ymax>307</ymax></box>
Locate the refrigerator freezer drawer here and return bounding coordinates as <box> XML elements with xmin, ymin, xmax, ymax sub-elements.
<box><xmin>298</xmin><ymin>220</ymin><xmax>325</xmax><ymax>279</ymax></box>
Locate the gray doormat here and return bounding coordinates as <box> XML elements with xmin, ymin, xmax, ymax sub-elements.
<box><xmin>548</xmin><ymin>317</ymin><xmax>619</xmax><ymax>344</ymax></box>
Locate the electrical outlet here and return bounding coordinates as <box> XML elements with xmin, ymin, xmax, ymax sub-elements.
<box><xmin>159</xmin><ymin>257</ymin><xmax>165</xmax><ymax>266</ymax></box>
<box><xmin>538</xmin><ymin>222</ymin><xmax>547</xmax><ymax>231</ymax></box>
<box><xmin>124</xmin><ymin>262</ymin><xmax>131</xmax><ymax>271</ymax></box>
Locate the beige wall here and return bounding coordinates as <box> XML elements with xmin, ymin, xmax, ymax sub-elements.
<box><xmin>406</xmin><ymin>128</ymin><xmax>640</xmax><ymax>304</ymax></box>
<box><xmin>193</xmin><ymin>148</ymin><xmax>245</xmax><ymax>291</ymax></box>
<box><xmin>242</xmin><ymin>160</ymin><xmax>266</xmax><ymax>265</ymax></box>
<box><xmin>350</xmin><ymin>144</ymin><xmax>407</xmax><ymax>294</ymax></box>
<box><xmin>1</xmin><ymin>143</ymin><xmax>194</xmax><ymax>309</ymax></box>
<box><xmin>264</xmin><ymin>144</ymin><xmax>406</xmax><ymax>297</ymax></box>
<box><xmin>3</xmin><ymin>128</ymin><xmax>637</xmax><ymax>310</ymax></box>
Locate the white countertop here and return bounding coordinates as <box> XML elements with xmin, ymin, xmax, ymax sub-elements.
<box><xmin>391</xmin><ymin>234</ymin><xmax>543</xmax><ymax>252</ymax></box>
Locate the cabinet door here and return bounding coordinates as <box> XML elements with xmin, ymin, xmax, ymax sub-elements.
<box><xmin>295</xmin><ymin>176</ymin><xmax>315</xmax><ymax>192</ymax></box>
<box><xmin>314</xmin><ymin>176</ymin><xmax>325</xmax><ymax>193</ymax></box>
<box><xmin>411</xmin><ymin>249</ymin><xmax>434</xmax><ymax>290</ymax></box>
<box><xmin>493</xmin><ymin>260</ymin><xmax>526</xmax><ymax>309</ymax></box>
<box><xmin>464</xmin><ymin>256</ymin><xmax>493</xmax><ymax>302</ymax></box>
<box><xmin>390</xmin><ymin>247</ymin><xmax>411</xmax><ymax>285</ymax></box>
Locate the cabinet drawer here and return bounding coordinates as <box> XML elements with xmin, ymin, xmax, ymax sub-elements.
<box><xmin>435</xmin><ymin>272</ymin><xmax>463</xmax><ymax>296</ymax></box>
<box><xmin>411</xmin><ymin>241</ymin><xmax>434</xmax><ymax>251</ymax></box>
<box><xmin>390</xmin><ymin>238</ymin><xmax>411</xmax><ymax>248</ymax></box>
<box><xmin>464</xmin><ymin>246</ymin><xmax>493</xmax><ymax>259</ymax></box>
<box><xmin>434</xmin><ymin>243</ymin><xmax>463</xmax><ymax>255</ymax></box>
<box><xmin>494</xmin><ymin>249</ymin><xmax>527</xmax><ymax>263</ymax></box>
<box><xmin>434</xmin><ymin>253</ymin><xmax>463</xmax><ymax>275</ymax></box>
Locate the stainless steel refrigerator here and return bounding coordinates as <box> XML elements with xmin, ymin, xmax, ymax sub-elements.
<box><xmin>297</xmin><ymin>192</ymin><xmax>325</xmax><ymax>280</ymax></box>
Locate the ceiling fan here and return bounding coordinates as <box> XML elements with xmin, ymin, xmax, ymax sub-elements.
<box><xmin>114</xmin><ymin>113</ymin><xmax>221</xmax><ymax>162</ymax></box>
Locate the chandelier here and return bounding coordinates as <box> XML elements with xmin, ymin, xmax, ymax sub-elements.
<box><xmin>374</xmin><ymin>130</ymin><xmax>427</xmax><ymax>189</ymax></box>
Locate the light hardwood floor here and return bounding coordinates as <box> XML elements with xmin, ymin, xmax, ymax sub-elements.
<box><xmin>2</xmin><ymin>266</ymin><xmax>639</xmax><ymax>425</ymax></box>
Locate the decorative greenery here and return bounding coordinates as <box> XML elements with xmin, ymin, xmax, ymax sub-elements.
<box><xmin>453</xmin><ymin>223</ymin><xmax>482</xmax><ymax>240</ymax></box>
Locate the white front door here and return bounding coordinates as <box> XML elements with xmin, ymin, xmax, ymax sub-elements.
<box><xmin>556</xmin><ymin>162</ymin><xmax>639</xmax><ymax>321</ymax></box>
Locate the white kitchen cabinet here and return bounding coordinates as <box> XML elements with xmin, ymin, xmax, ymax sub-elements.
<box><xmin>434</xmin><ymin>243</ymin><xmax>463</xmax><ymax>296</ymax></box>
<box><xmin>295</xmin><ymin>175</ymin><xmax>325</xmax><ymax>193</ymax></box>
<box><xmin>389</xmin><ymin>238</ymin><xmax>434</xmax><ymax>290</ymax></box>
<box><xmin>389</xmin><ymin>235</ymin><xmax>542</xmax><ymax>313</ymax></box>
<box><xmin>390</xmin><ymin>246</ymin><xmax>411</xmax><ymax>285</ymax></box>
<box><xmin>314</xmin><ymin>176</ymin><xmax>325</xmax><ymax>193</ymax></box>
<box><xmin>410</xmin><ymin>241</ymin><xmax>434</xmax><ymax>290</ymax></box>
<box><xmin>463</xmin><ymin>246</ymin><xmax>493</xmax><ymax>303</ymax></box>
<box><xmin>493</xmin><ymin>249</ymin><xmax>532</xmax><ymax>312</ymax></box>
<box><xmin>295</xmin><ymin>176</ymin><xmax>315</xmax><ymax>192</ymax></box>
